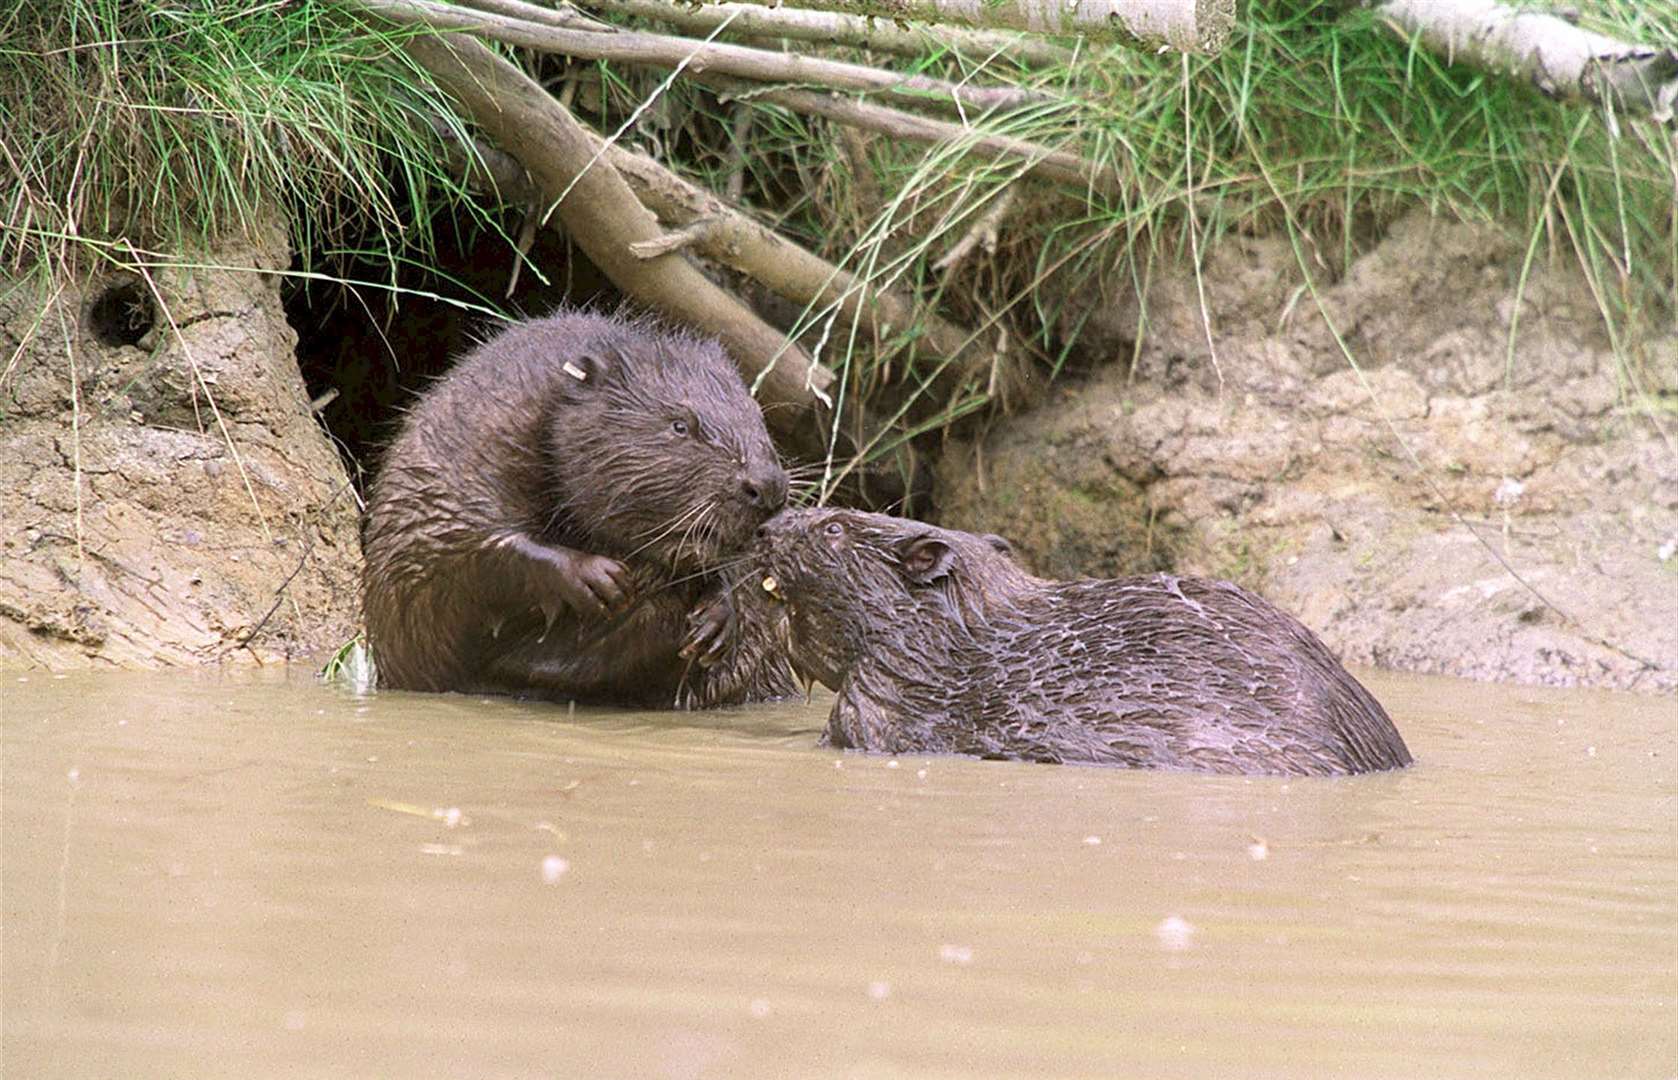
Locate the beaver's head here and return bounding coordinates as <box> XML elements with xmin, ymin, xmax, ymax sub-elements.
<box><xmin>545</xmin><ymin>320</ymin><xmax>786</xmax><ymax>574</ymax></box>
<box><xmin>754</xmin><ymin>508</ymin><xmax>1027</xmax><ymax>692</ymax></box>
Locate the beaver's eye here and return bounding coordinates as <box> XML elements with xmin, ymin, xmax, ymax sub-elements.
<box><xmin>670</xmin><ymin>418</ymin><xmax>690</xmax><ymax>437</ymax></box>
<box><xmin>823</xmin><ymin>521</ymin><xmax>844</xmax><ymax>538</ymax></box>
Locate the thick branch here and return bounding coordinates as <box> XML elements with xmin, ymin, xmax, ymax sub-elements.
<box><xmin>696</xmin><ymin>74</ymin><xmax>1118</xmax><ymax>196</ymax></box>
<box><xmin>696</xmin><ymin>0</ymin><xmax>1234</xmax><ymax>53</ymax></box>
<box><xmin>361</xmin><ymin>0</ymin><xmax>1048</xmax><ymax>114</ymax></box>
<box><xmin>399</xmin><ymin>30</ymin><xmax>834</xmax><ymax>442</ymax></box>
<box><xmin>1371</xmin><ymin>0</ymin><xmax>1678</xmax><ymax>122</ymax></box>
<box><xmin>584</xmin><ymin>0</ymin><xmax>1075</xmax><ymax>67</ymax></box>
<box><xmin>600</xmin><ymin>138</ymin><xmax>977</xmax><ymax>366</ymax></box>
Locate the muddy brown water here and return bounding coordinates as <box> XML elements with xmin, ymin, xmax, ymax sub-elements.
<box><xmin>3</xmin><ymin>667</ymin><xmax>1674</xmax><ymax>1078</ymax></box>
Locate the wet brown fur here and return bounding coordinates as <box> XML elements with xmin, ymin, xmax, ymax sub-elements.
<box><xmin>757</xmin><ymin>508</ymin><xmax>1412</xmax><ymax>775</ymax></box>
<box><xmin>363</xmin><ymin>309</ymin><xmax>796</xmax><ymax>707</ymax></box>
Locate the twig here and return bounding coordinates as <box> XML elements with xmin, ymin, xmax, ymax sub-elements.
<box><xmin>695</xmin><ymin>74</ymin><xmax>1117</xmax><ymax>196</ymax></box>
<box><xmin>451</xmin><ymin>0</ymin><xmax>615</xmax><ymax>31</ymax></box>
<box><xmin>933</xmin><ymin>185</ymin><xmax>1015</xmax><ymax>272</ymax></box>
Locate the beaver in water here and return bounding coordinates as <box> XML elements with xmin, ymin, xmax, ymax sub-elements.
<box><xmin>755</xmin><ymin>508</ymin><xmax>1412</xmax><ymax>775</ymax></box>
<box><xmin>362</xmin><ymin>309</ymin><xmax>797</xmax><ymax>707</ymax></box>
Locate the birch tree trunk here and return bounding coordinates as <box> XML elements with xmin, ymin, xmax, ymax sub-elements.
<box><xmin>1371</xmin><ymin>0</ymin><xmax>1678</xmax><ymax>122</ymax></box>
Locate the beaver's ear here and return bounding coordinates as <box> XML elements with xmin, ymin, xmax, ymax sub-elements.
<box><xmin>981</xmin><ymin>533</ymin><xmax>1013</xmax><ymax>556</ymax></box>
<box><xmin>898</xmin><ymin>534</ymin><xmax>956</xmax><ymax>586</ymax></box>
<box><xmin>554</xmin><ymin>347</ymin><xmax>620</xmax><ymax>399</ymax></box>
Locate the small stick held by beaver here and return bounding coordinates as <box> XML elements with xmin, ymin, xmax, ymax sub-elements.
<box><xmin>363</xmin><ymin>309</ymin><xmax>796</xmax><ymax>707</ymax></box>
<box><xmin>756</xmin><ymin>508</ymin><xmax>1412</xmax><ymax>776</ymax></box>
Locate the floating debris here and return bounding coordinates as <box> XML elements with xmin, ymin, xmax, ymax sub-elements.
<box><xmin>1247</xmin><ymin>836</ymin><xmax>1270</xmax><ymax>861</ymax></box>
<box><xmin>938</xmin><ymin>944</ymin><xmax>973</xmax><ymax>965</ymax></box>
<box><xmin>541</xmin><ymin>855</ymin><xmax>570</xmax><ymax>883</ymax></box>
<box><xmin>1155</xmin><ymin>915</ymin><xmax>1196</xmax><ymax>951</ymax></box>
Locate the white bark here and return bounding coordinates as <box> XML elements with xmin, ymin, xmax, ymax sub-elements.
<box><xmin>747</xmin><ymin>0</ymin><xmax>1234</xmax><ymax>53</ymax></box>
<box><xmin>583</xmin><ymin>0</ymin><xmax>1076</xmax><ymax>66</ymax></box>
<box><xmin>1372</xmin><ymin>0</ymin><xmax>1678</xmax><ymax>122</ymax></box>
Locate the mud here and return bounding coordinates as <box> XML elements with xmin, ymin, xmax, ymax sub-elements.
<box><xmin>939</xmin><ymin>211</ymin><xmax>1678</xmax><ymax>692</ymax></box>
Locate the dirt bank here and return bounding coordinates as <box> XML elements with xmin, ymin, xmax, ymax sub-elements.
<box><xmin>938</xmin><ymin>211</ymin><xmax>1678</xmax><ymax>692</ymax></box>
<box><xmin>0</xmin><ymin>225</ymin><xmax>362</xmax><ymax>668</ymax></box>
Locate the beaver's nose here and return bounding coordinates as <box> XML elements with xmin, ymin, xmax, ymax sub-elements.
<box><xmin>742</xmin><ymin>464</ymin><xmax>788</xmax><ymax>513</ymax></box>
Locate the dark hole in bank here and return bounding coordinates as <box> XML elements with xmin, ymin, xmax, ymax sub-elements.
<box><xmin>87</xmin><ymin>277</ymin><xmax>157</xmax><ymax>348</ymax></box>
<box><xmin>284</xmin><ymin>212</ymin><xmax>617</xmax><ymax>490</ymax></box>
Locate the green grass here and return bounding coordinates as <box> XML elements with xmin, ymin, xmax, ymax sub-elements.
<box><xmin>0</xmin><ymin>0</ymin><xmax>481</xmax><ymax>284</ymax></box>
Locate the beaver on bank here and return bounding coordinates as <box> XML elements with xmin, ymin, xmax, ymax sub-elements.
<box><xmin>362</xmin><ymin>310</ymin><xmax>797</xmax><ymax>707</ymax></box>
<box><xmin>756</xmin><ymin>508</ymin><xmax>1412</xmax><ymax>775</ymax></box>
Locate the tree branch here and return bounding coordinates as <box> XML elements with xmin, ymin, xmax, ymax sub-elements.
<box><xmin>582</xmin><ymin>0</ymin><xmax>1075</xmax><ymax>66</ymax></box>
<box><xmin>398</xmin><ymin>29</ymin><xmax>835</xmax><ymax>444</ymax></box>
<box><xmin>360</xmin><ymin>0</ymin><xmax>1052</xmax><ymax>114</ymax></box>
<box><xmin>680</xmin><ymin>0</ymin><xmax>1233</xmax><ymax>53</ymax></box>
<box><xmin>1371</xmin><ymin>0</ymin><xmax>1678</xmax><ymax>122</ymax></box>
<box><xmin>695</xmin><ymin>74</ymin><xmax>1118</xmax><ymax>196</ymax></box>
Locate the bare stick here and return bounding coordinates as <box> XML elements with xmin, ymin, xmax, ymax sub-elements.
<box><xmin>1371</xmin><ymin>0</ymin><xmax>1678</xmax><ymax>122</ymax></box>
<box><xmin>701</xmin><ymin>0</ymin><xmax>1230</xmax><ymax>53</ymax></box>
<box><xmin>359</xmin><ymin>0</ymin><xmax>1051</xmax><ymax>114</ymax></box>
<box><xmin>933</xmin><ymin>186</ymin><xmax>1015</xmax><ymax>272</ymax></box>
<box><xmin>451</xmin><ymin>0</ymin><xmax>616</xmax><ymax>31</ymax></box>
<box><xmin>695</xmin><ymin>74</ymin><xmax>1118</xmax><ymax>196</ymax></box>
<box><xmin>399</xmin><ymin>30</ymin><xmax>834</xmax><ymax>441</ymax></box>
<box><xmin>583</xmin><ymin>0</ymin><xmax>1075</xmax><ymax>66</ymax></box>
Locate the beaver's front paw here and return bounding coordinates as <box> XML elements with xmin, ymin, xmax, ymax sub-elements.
<box><xmin>553</xmin><ymin>550</ymin><xmax>634</xmax><ymax>620</ymax></box>
<box><xmin>680</xmin><ymin>589</ymin><xmax>737</xmax><ymax>668</ymax></box>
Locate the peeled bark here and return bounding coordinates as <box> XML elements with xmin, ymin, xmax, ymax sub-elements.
<box><xmin>678</xmin><ymin>0</ymin><xmax>1234</xmax><ymax>53</ymax></box>
<box><xmin>361</xmin><ymin>0</ymin><xmax>1044</xmax><ymax>114</ymax></box>
<box><xmin>1371</xmin><ymin>0</ymin><xmax>1678</xmax><ymax>122</ymax></box>
<box><xmin>583</xmin><ymin>0</ymin><xmax>1076</xmax><ymax>66</ymax></box>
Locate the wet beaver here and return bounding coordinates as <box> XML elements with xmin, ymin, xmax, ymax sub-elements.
<box><xmin>756</xmin><ymin>508</ymin><xmax>1412</xmax><ymax>775</ymax></box>
<box><xmin>363</xmin><ymin>309</ymin><xmax>797</xmax><ymax>707</ymax></box>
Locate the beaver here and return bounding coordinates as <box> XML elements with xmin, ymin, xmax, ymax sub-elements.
<box><xmin>362</xmin><ymin>309</ymin><xmax>797</xmax><ymax>707</ymax></box>
<box><xmin>755</xmin><ymin>508</ymin><xmax>1412</xmax><ymax>775</ymax></box>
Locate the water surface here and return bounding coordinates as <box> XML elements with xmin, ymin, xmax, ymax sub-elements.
<box><xmin>3</xmin><ymin>667</ymin><xmax>1674</xmax><ymax>1078</ymax></box>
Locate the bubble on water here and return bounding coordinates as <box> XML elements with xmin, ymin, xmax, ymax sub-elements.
<box><xmin>66</xmin><ymin>767</ymin><xmax>80</xmax><ymax>783</ymax></box>
<box><xmin>916</xmin><ymin>769</ymin><xmax>928</xmax><ymax>780</ymax></box>
<box><xmin>885</xmin><ymin>760</ymin><xmax>900</xmax><ymax>769</ymax></box>
<box><xmin>1155</xmin><ymin>915</ymin><xmax>1195</xmax><ymax>951</ymax></box>
<box><xmin>1247</xmin><ymin>837</ymin><xmax>1270</xmax><ymax>861</ymax></box>
<box><xmin>441</xmin><ymin>807</ymin><xmax>463</xmax><ymax>828</ymax></box>
<box><xmin>541</xmin><ymin>855</ymin><xmax>570</xmax><ymax>883</ymax></box>
<box><xmin>867</xmin><ymin>980</ymin><xmax>892</xmax><ymax>1000</ymax></box>
<box><xmin>937</xmin><ymin>944</ymin><xmax>973</xmax><ymax>965</ymax></box>
<box><xmin>1082</xmin><ymin>835</ymin><xmax>1102</xmax><ymax>846</ymax></box>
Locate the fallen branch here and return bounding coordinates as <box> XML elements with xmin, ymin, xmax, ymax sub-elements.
<box><xmin>451</xmin><ymin>0</ymin><xmax>616</xmax><ymax>32</ymax></box>
<box><xmin>361</xmin><ymin>0</ymin><xmax>1051</xmax><ymax>114</ymax></box>
<box><xmin>695</xmin><ymin>74</ymin><xmax>1118</xmax><ymax>196</ymax></box>
<box><xmin>421</xmin><ymin>113</ymin><xmax>986</xmax><ymax>392</ymax></box>
<box><xmin>1371</xmin><ymin>0</ymin><xmax>1678</xmax><ymax>122</ymax></box>
<box><xmin>399</xmin><ymin>30</ymin><xmax>835</xmax><ymax>443</ymax></box>
<box><xmin>686</xmin><ymin>0</ymin><xmax>1233</xmax><ymax>53</ymax></box>
<box><xmin>583</xmin><ymin>0</ymin><xmax>1075</xmax><ymax>67</ymax></box>
<box><xmin>601</xmin><ymin>137</ymin><xmax>977</xmax><ymax>366</ymax></box>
